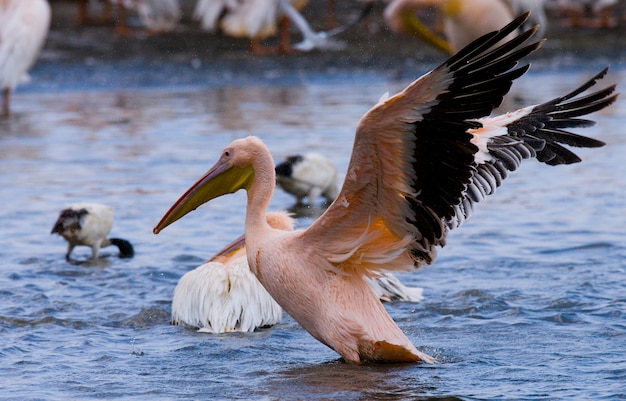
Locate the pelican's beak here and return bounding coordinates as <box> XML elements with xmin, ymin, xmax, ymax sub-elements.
<box><xmin>153</xmin><ymin>158</ymin><xmax>254</xmax><ymax>234</ymax></box>
<box><xmin>208</xmin><ymin>233</ymin><xmax>246</xmax><ymax>263</ymax></box>
<box><xmin>400</xmin><ymin>11</ymin><xmax>453</xmax><ymax>55</ymax></box>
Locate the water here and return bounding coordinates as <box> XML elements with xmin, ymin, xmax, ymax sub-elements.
<box><xmin>1</xmin><ymin>63</ymin><xmax>625</xmax><ymax>400</ymax></box>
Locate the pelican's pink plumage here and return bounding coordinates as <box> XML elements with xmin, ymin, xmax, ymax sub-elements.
<box><xmin>154</xmin><ymin>14</ymin><xmax>617</xmax><ymax>364</ymax></box>
<box><xmin>171</xmin><ymin>211</ymin><xmax>423</xmax><ymax>332</ymax></box>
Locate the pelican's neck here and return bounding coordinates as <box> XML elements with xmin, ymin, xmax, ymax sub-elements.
<box><xmin>244</xmin><ymin>143</ymin><xmax>276</xmax><ymax>239</ymax></box>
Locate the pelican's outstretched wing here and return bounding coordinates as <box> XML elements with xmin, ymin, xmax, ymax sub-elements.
<box><xmin>449</xmin><ymin>68</ymin><xmax>616</xmax><ymax>230</ymax></box>
<box><xmin>302</xmin><ymin>13</ymin><xmax>616</xmax><ymax>277</ymax></box>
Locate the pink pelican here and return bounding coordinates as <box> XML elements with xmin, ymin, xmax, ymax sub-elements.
<box><xmin>0</xmin><ymin>0</ymin><xmax>51</xmax><ymax>117</ymax></box>
<box><xmin>172</xmin><ymin>211</ymin><xmax>423</xmax><ymax>333</ymax></box>
<box><xmin>154</xmin><ymin>14</ymin><xmax>617</xmax><ymax>363</ymax></box>
<box><xmin>384</xmin><ymin>0</ymin><xmax>546</xmax><ymax>54</ymax></box>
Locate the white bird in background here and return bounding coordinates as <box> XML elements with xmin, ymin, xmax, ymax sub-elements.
<box><xmin>275</xmin><ymin>153</ymin><xmax>339</xmax><ymax>206</ymax></box>
<box><xmin>194</xmin><ymin>0</ymin><xmax>310</xmax><ymax>54</ymax></box>
<box><xmin>276</xmin><ymin>0</ymin><xmax>357</xmax><ymax>52</ymax></box>
<box><xmin>77</xmin><ymin>0</ymin><xmax>180</xmax><ymax>33</ymax></box>
<box><xmin>51</xmin><ymin>203</ymin><xmax>135</xmax><ymax>260</ymax></box>
<box><xmin>384</xmin><ymin>0</ymin><xmax>546</xmax><ymax>54</ymax></box>
<box><xmin>193</xmin><ymin>0</ymin><xmax>369</xmax><ymax>53</ymax></box>
<box><xmin>172</xmin><ymin>211</ymin><xmax>423</xmax><ymax>333</ymax></box>
<box><xmin>0</xmin><ymin>0</ymin><xmax>50</xmax><ymax>117</ymax></box>
<box><xmin>154</xmin><ymin>14</ymin><xmax>617</xmax><ymax>363</ymax></box>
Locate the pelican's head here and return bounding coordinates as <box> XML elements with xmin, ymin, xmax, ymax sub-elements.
<box><xmin>153</xmin><ymin>137</ymin><xmax>261</xmax><ymax>234</ymax></box>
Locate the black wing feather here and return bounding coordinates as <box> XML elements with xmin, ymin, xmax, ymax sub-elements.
<box><xmin>404</xmin><ymin>17</ymin><xmax>617</xmax><ymax>258</ymax></box>
<box><xmin>445</xmin><ymin>69</ymin><xmax>617</xmax><ymax>229</ymax></box>
<box><xmin>406</xmin><ymin>14</ymin><xmax>543</xmax><ymax>263</ymax></box>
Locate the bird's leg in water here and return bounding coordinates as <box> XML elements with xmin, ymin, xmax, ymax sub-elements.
<box><xmin>2</xmin><ymin>88</ymin><xmax>9</xmax><ymax>117</ymax></box>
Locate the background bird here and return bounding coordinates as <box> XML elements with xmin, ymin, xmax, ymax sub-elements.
<box><xmin>193</xmin><ymin>0</ymin><xmax>364</xmax><ymax>53</ymax></box>
<box><xmin>0</xmin><ymin>0</ymin><xmax>50</xmax><ymax>117</ymax></box>
<box><xmin>172</xmin><ymin>211</ymin><xmax>423</xmax><ymax>332</ymax></box>
<box><xmin>154</xmin><ymin>15</ymin><xmax>616</xmax><ymax>364</ymax></box>
<box><xmin>194</xmin><ymin>0</ymin><xmax>310</xmax><ymax>54</ymax></box>
<box><xmin>384</xmin><ymin>0</ymin><xmax>546</xmax><ymax>54</ymax></box>
<box><xmin>77</xmin><ymin>0</ymin><xmax>180</xmax><ymax>34</ymax></box>
<box><xmin>51</xmin><ymin>203</ymin><xmax>134</xmax><ymax>260</ymax></box>
<box><xmin>275</xmin><ymin>153</ymin><xmax>339</xmax><ymax>206</ymax></box>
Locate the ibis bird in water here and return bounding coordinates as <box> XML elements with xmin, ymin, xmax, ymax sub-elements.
<box><xmin>172</xmin><ymin>211</ymin><xmax>423</xmax><ymax>333</ymax></box>
<box><xmin>154</xmin><ymin>13</ymin><xmax>617</xmax><ymax>364</ymax></box>
<box><xmin>275</xmin><ymin>153</ymin><xmax>339</xmax><ymax>206</ymax></box>
<box><xmin>52</xmin><ymin>203</ymin><xmax>134</xmax><ymax>260</ymax></box>
<box><xmin>0</xmin><ymin>0</ymin><xmax>51</xmax><ymax>117</ymax></box>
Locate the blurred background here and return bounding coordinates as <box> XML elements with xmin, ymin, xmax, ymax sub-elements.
<box><xmin>24</xmin><ymin>0</ymin><xmax>626</xmax><ymax>93</ymax></box>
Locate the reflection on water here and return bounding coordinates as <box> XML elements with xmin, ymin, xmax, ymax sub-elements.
<box><xmin>0</xmin><ymin>68</ymin><xmax>625</xmax><ymax>400</ymax></box>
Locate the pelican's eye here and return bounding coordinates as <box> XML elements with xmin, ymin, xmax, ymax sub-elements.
<box><xmin>222</xmin><ymin>148</ymin><xmax>233</xmax><ymax>159</ymax></box>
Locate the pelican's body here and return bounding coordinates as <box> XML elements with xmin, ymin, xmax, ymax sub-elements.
<box><xmin>155</xmin><ymin>14</ymin><xmax>617</xmax><ymax>363</ymax></box>
<box><xmin>172</xmin><ymin>211</ymin><xmax>293</xmax><ymax>332</ymax></box>
<box><xmin>385</xmin><ymin>0</ymin><xmax>546</xmax><ymax>54</ymax></box>
<box><xmin>194</xmin><ymin>0</ymin><xmax>304</xmax><ymax>38</ymax></box>
<box><xmin>173</xmin><ymin>256</ymin><xmax>282</xmax><ymax>332</ymax></box>
<box><xmin>172</xmin><ymin>211</ymin><xmax>423</xmax><ymax>332</ymax></box>
<box><xmin>275</xmin><ymin>153</ymin><xmax>338</xmax><ymax>205</ymax></box>
<box><xmin>193</xmin><ymin>0</ymin><xmax>355</xmax><ymax>53</ymax></box>
<box><xmin>194</xmin><ymin>0</ymin><xmax>308</xmax><ymax>53</ymax></box>
<box><xmin>52</xmin><ymin>203</ymin><xmax>134</xmax><ymax>260</ymax></box>
<box><xmin>0</xmin><ymin>0</ymin><xmax>50</xmax><ymax>117</ymax></box>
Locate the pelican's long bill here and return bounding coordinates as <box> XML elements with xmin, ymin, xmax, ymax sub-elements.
<box><xmin>400</xmin><ymin>10</ymin><xmax>452</xmax><ymax>54</ymax></box>
<box><xmin>153</xmin><ymin>154</ymin><xmax>254</xmax><ymax>234</ymax></box>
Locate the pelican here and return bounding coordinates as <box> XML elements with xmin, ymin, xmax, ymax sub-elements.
<box><xmin>275</xmin><ymin>153</ymin><xmax>339</xmax><ymax>205</ymax></box>
<box><xmin>172</xmin><ymin>211</ymin><xmax>423</xmax><ymax>332</ymax></box>
<box><xmin>154</xmin><ymin>14</ymin><xmax>617</xmax><ymax>363</ymax></box>
<box><xmin>193</xmin><ymin>0</ymin><xmax>309</xmax><ymax>54</ymax></box>
<box><xmin>51</xmin><ymin>203</ymin><xmax>135</xmax><ymax>260</ymax></box>
<box><xmin>171</xmin><ymin>211</ymin><xmax>292</xmax><ymax>332</ymax></box>
<box><xmin>0</xmin><ymin>0</ymin><xmax>51</xmax><ymax>117</ymax></box>
<box><xmin>193</xmin><ymin>0</ymin><xmax>368</xmax><ymax>53</ymax></box>
<box><xmin>384</xmin><ymin>0</ymin><xmax>546</xmax><ymax>54</ymax></box>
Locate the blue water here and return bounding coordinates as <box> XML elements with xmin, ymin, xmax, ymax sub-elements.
<box><xmin>1</xmin><ymin>59</ymin><xmax>625</xmax><ymax>399</ymax></box>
